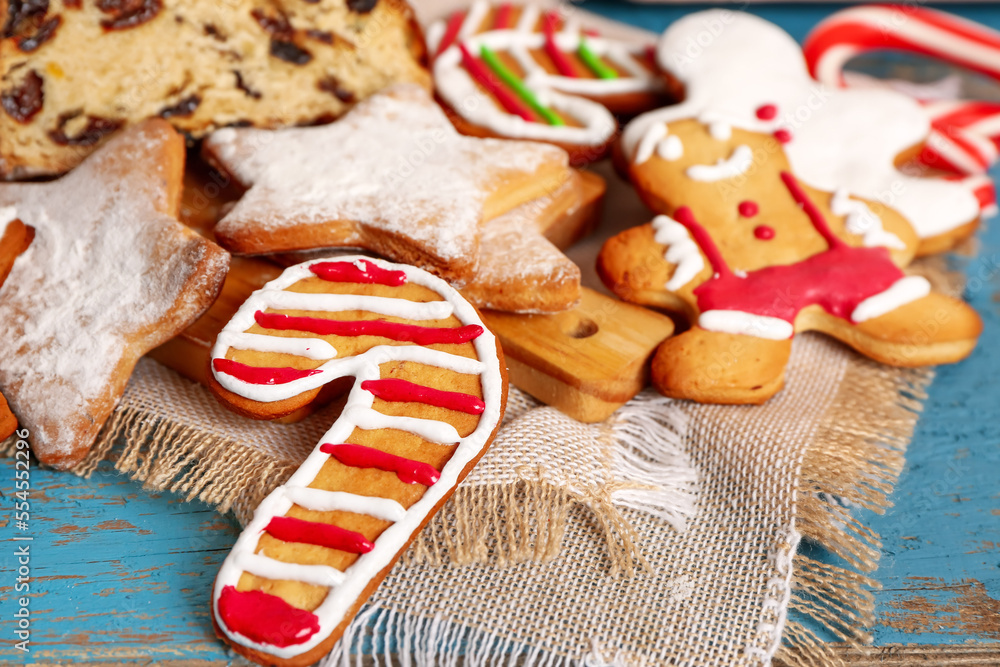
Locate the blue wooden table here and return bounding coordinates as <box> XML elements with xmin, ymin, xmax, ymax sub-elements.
<box><xmin>2</xmin><ymin>3</ymin><xmax>999</xmax><ymax>664</ymax></box>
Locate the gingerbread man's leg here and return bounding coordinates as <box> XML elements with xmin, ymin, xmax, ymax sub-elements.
<box><xmin>804</xmin><ymin>294</ymin><xmax>982</xmax><ymax>367</ymax></box>
<box><xmin>652</xmin><ymin>327</ymin><xmax>793</xmax><ymax>405</ymax></box>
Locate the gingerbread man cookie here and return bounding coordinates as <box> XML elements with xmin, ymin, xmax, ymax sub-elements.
<box><xmin>0</xmin><ymin>120</ymin><xmax>229</xmax><ymax>467</ymax></box>
<box><xmin>600</xmin><ymin>116</ymin><xmax>982</xmax><ymax>404</ymax></box>
<box><xmin>203</xmin><ymin>84</ymin><xmax>570</xmax><ymax>284</ymax></box>
<box><xmin>207</xmin><ymin>256</ymin><xmax>506</xmax><ymax>666</ymax></box>
<box><xmin>622</xmin><ymin>10</ymin><xmax>981</xmax><ymax>255</ymax></box>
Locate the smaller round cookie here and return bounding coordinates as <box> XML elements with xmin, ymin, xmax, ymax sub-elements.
<box><xmin>428</xmin><ymin>1</ymin><xmax>669</xmax><ymax>164</ymax></box>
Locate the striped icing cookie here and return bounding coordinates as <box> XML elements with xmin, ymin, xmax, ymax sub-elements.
<box><xmin>208</xmin><ymin>256</ymin><xmax>507</xmax><ymax>666</ymax></box>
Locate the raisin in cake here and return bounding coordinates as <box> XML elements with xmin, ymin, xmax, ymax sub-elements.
<box><xmin>0</xmin><ymin>0</ymin><xmax>429</xmax><ymax>178</ymax></box>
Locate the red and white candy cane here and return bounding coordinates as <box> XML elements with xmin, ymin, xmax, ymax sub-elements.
<box><xmin>803</xmin><ymin>5</ymin><xmax>1000</xmax><ymax>215</ymax></box>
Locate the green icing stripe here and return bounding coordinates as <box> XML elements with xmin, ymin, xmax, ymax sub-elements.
<box><xmin>578</xmin><ymin>39</ymin><xmax>618</xmax><ymax>80</ymax></box>
<box><xmin>479</xmin><ymin>45</ymin><xmax>565</xmax><ymax>127</ymax></box>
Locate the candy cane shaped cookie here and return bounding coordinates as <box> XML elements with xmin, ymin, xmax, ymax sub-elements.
<box><xmin>208</xmin><ymin>257</ymin><xmax>507</xmax><ymax>666</ymax></box>
<box><xmin>428</xmin><ymin>1</ymin><xmax>666</xmax><ymax>163</ymax></box>
<box><xmin>804</xmin><ymin>5</ymin><xmax>1000</xmax><ymax>196</ymax></box>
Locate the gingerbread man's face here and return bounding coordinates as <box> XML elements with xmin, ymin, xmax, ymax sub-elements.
<box><xmin>629</xmin><ymin>118</ymin><xmax>919</xmax><ymax>289</ymax></box>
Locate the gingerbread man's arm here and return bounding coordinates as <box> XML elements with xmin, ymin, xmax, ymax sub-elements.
<box><xmin>598</xmin><ymin>223</ymin><xmax>705</xmax><ymax>322</ymax></box>
<box><xmin>0</xmin><ymin>218</ymin><xmax>34</xmax><ymax>440</ymax></box>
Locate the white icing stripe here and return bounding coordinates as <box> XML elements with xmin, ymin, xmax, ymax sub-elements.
<box><xmin>235</xmin><ymin>552</ymin><xmax>347</xmax><ymax>588</ymax></box>
<box><xmin>651</xmin><ymin>215</ymin><xmax>704</xmax><ymax>291</ymax></box>
<box><xmin>458</xmin><ymin>0</ymin><xmax>489</xmax><ymax>40</ymax></box>
<box><xmin>0</xmin><ymin>206</ymin><xmax>17</xmax><ymax>226</ymax></box>
<box><xmin>424</xmin><ymin>20</ymin><xmax>445</xmax><ymax>55</ymax></box>
<box><xmin>621</xmin><ymin>10</ymin><xmax>980</xmax><ymax>239</ymax></box>
<box><xmin>282</xmin><ymin>487</ymin><xmax>407</xmax><ymax>523</ymax></box>
<box><xmin>699</xmin><ymin>310</ymin><xmax>795</xmax><ymax>340</ymax></box>
<box><xmin>515</xmin><ymin>3</ymin><xmax>539</xmax><ymax>33</ymax></box>
<box><xmin>851</xmin><ymin>276</ymin><xmax>930</xmax><ymax>323</ymax></box>
<box><xmin>217</xmin><ymin>331</ymin><xmax>337</xmax><ymax>361</ymax></box>
<box><xmin>686</xmin><ymin>145</ymin><xmax>754</xmax><ymax>182</ymax></box>
<box><xmin>829</xmin><ymin>189</ymin><xmax>906</xmax><ymax>250</ymax></box>
<box><xmin>634</xmin><ymin>124</ymin><xmax>667</xmax><ymax>165</ymax></box>
<box><xmin>214</xmin><ymin>344</ymin><xmax>485</xmax><ymax>404</ymax></box>
<box><xmin>212</xmin><ymin>256</ymin><xmax>505</xmax><ymax>661</ymax></box>
<box><xmin>344</xmin><ymin>406</ymin><xmax>461</xmax><ymax>444</ymax></box>
<box><xmin>257</xmin><ymin>290</ymin><xmax>453</xmax><ymax>320</ymax></box>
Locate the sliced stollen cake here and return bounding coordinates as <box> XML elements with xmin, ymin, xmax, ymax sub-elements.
<box><xmin>0</xmin><ymin>0</ymin><xmax>429</xmax><ymax>178</ymax></box>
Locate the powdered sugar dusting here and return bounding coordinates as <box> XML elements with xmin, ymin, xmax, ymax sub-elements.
<box><xmin>0</xmin><ymin>207</ymin><xmax>17</xmax><ymax>226</ymax></box>
<box><xmin>207</xmin><ymin>84</ymin><xmax>566</xmax><ymax>265</ymax></box>
<box><xmin>463</xmin><ymin>177</ymin><xmax>582</xmax><ymax>312</ymax></box>
<box><xmin>0</xmin><ymin>123</ymin><xmax>229</xmax><ymax>464</ymax></box>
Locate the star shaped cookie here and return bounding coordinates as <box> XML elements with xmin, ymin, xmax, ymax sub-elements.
<box><xmin>0</xmin><ymin>215</ymin><xmax>33</xmax><ymax>441</ymax></box>
<box><xmin>0</xmin><ymin>120</ymin><xmax>230</xmax><ymax>469</ymax></box>
<box><xmin>203</xmin><ymin>84</ymin><xmax>570</xmax><ymax>283</ymax></box>
<box><xmin>269</xmin><ymin>169</ymin><xmax>605</xmax><ymax>313</ymax></box>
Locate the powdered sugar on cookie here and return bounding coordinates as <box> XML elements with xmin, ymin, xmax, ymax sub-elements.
<box><xmin>0</xmin><ymin>121</ymin><xmax>229</xmax><ymax>467</ymax></box>
<box><xmin>205</xmin><ymin>84</ymin><xmax>567</xmax><ymax>281</ymax></box>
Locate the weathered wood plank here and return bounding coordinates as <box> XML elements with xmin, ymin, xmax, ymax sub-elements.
<box><xmin>0</xmin><ymin>460</ymin><xmax>238</xmax><ymax>662</ymax></box>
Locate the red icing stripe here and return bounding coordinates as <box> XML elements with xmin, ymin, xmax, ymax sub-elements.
<box><xmin>435</xmin><ymin>10</ymin><xmax>465</xmax><ymax>58</ymax></box>
<box><xmin>321</xmin><ymin>444</ymin><xmax>440</xmax><ymax>486</ymax></box>
<box><xmin>458</xmin><ymin>42</ymin><xmax>537</xmax><ymax>122</ymax></box>
<box><xmin>543</xmin><ymin>12</ymin><xmax>577</xmax><ymax>78</ymax></box>
<box><xmin>361</xmin><ymin>378</ymin><xmax>485</xmax><ymax>415</ymax></box>
<box><xmin>309</xmin><ymin>260</ymin><xmax>407</xmax><ymax>286</ymax></box>
<box><xmin>217</xmin><ymin>585</ymin><xmax>319</xmax><ymax>648</ymax></box>
<box><xmin>213</xmin><ymin>358</ymin><xmax>322</xmax><ymax>385</ymax></box>
<box><xmin>265</xmin><ymin>516</ymin><xmax>374</xmax><ymax>553</ymax></box>
<box><xmin>493</xmin><ymin>3</ymin><xmax>514</xmax><ymax>29</ymax></box>
<box><xmin>254</xmin><ymin>311</ymin><xmax>483</xmax><ymax>345</ymax></box>
<box><xmin>779</xmin><ymin>171</ymin><xmax>844</xmax><ymax>249</ymax></box>
<box><xmin>674</xmin><ymin>206</ymin><xmax>732</xmax><ymax>278</ymax></box>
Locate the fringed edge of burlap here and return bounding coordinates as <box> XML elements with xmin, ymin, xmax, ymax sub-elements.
<box><xmin>403</xmin><ymin>479</ymin><xmax>654</xmax><ymax>577</ymax></box>
<box><xmin>71</xmin><ymin>405</ymin><xmax>299</xmax><ymax>525</ymax></box>
<box><xmin>405</xmin><ymin>481</ymin><xmax>575</xmax><ymax>568</ymax></box>
<box><xmin>775</xmin><ymin>361</ymin><xmax>934</xmax><ymax>667</ymax></box>
<box><xmin>323</xmin><ymin>602</ymin><xmax>634</xmax><ymax>667</ymax></box>
<box><xmin>405</xmin><ymin>391</ymin><xmax>696</xmax><ymax>577</ymax></box>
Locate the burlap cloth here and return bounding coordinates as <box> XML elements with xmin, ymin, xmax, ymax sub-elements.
<box><xmin>53</xmin><ymin>321</ymin><xmax>932</xmax><ymax>667</ymax></box>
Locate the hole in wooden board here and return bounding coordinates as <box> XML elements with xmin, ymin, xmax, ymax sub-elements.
<box><xmin>563</xmin><ymin>316</ymin><xmax>599</xmax><ymax>339</ymax></box>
